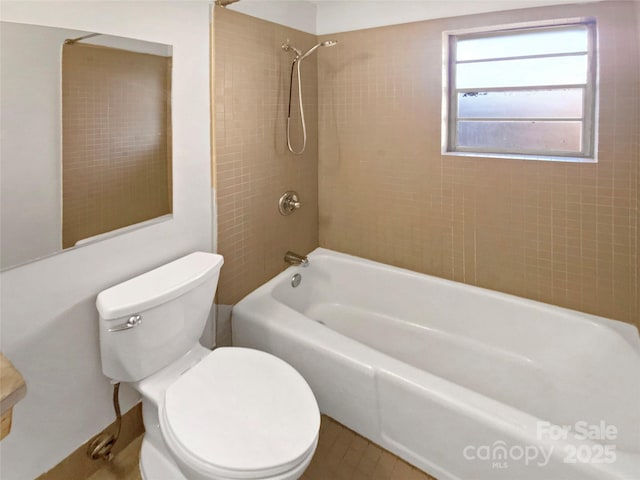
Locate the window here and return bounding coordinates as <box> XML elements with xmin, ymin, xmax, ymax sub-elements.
<box><xmin>445</xmin><ymin>21</ymin><xmax>597</xmax><ymax>161</ymax></box>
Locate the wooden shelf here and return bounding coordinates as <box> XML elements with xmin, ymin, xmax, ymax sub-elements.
<box><xmin>1</xmin><ymin>353</ymin><xmax>26</xmax><ymax>440</ymax></box>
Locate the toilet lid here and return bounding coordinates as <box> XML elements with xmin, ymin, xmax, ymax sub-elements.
<box><xmin>161</xmin><ymin>347</ymin><xmax>320</xmax><ymax>479</ymax></box>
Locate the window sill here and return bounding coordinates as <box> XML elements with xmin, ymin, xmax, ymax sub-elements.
<box><xmin>442</xmin><ymin>151</ymin><xmax>597</xmax><ymax>163</ymax></box>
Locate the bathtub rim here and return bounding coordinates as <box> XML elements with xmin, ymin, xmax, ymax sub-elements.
<box><xmin>293</xmin><ymin>248</ymin><xmax>640</xmax><ymax>352</ymax></box>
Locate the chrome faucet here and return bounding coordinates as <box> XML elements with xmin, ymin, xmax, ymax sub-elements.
<box><xmin>284</xmin><ymin>251</ymin><xmax>309</xmax><ymax>267</ymax></box>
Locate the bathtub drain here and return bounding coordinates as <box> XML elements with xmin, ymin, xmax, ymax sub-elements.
<box><xmin>291</xmin><ymin>273</ymin><xmax>302</xmax><ymax>287</ymax></box>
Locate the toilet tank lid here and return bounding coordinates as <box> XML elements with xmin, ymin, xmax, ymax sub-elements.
<box><xmin>96</xmin><ymin>252</ymin><xmax>224</xmax><ymax>320</ymax></box>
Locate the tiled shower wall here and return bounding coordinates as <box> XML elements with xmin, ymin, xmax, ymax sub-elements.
<box><xmin>636</xmin><ymin>0</ymin><xmax>640</xmax><ymax>323</ymax></box>
<box><xmin>317</xmin><ymin>1</ymin><xmax>640</xmax><ymax>327</ymax></box>
<box><xmin>214</xmin><ymin>7</ymin><xmax>319</xmax><ymax>307</ymax></box>
<box><xmin>62</xmin><ymin>44</ymin><xmax>171</xmax><ymax>248</ymax></box>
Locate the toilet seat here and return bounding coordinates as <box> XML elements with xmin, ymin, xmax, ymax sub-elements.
<box><xmin>160</xmin><ymin>347</ymin><xmax>320</xmax><ymax>480</ymax></box>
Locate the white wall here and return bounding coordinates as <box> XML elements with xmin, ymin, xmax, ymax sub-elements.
<box><xmin>0</xmin><ymin>2</ymin><xmax>212</xmax><ymax>479</ymax></box>
<box><xmin>227</xmin><ymin>0</ymin><xmax>317</xmax><ymax>33</ymax></box>
<box><xmin>228</xmin><ymin>0</ymin><xmax>607</xmax><ymax>35</ymax></box>
<box><xmin>0</xmin><ymin>22</ymin><xmax>74</xmax><ymax>269</ymax></box>
<box><xmin>313</xmin><ymin>0</ymin><xmax>606</xmax><ymax>35</ymax></box>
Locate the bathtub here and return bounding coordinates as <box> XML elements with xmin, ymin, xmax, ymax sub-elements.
<box><xmin>232</xmin><ymin>248</ymin><xmax>640</xmax><ymax>480</ymax></box>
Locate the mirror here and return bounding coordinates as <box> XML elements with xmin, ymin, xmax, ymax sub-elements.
<box><xmin>0</xmin><ymin>22</ymin><xmax>173</xmax><ymax>270</ymax></box>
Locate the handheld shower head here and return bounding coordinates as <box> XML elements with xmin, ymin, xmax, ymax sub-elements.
<box><xmin>284</xmin><ymin>39</ymin><xmax>338</xmax><ymax>155</ymax></box>
<box><xmin>297</xmin><ymin>39</ymin><xmax>338</xmax><ymax>62</ymax></box>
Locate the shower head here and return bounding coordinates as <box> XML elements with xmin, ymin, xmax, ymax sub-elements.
<box><xmin>297</xmin><ymin>39</ymin><xmax>338</xmax><ymax>61</ymax></box>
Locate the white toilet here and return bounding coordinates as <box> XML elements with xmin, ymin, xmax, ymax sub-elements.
<box><xmin>96</xmin><ymin>252</ymin><xmax>320</xmax><ymax>480</ymax></box>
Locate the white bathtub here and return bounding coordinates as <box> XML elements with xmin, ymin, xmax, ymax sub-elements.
<box><xmin>232</xmin><ymin>248</ymin><xmax>640</xmax><ymax>480</ymax></box>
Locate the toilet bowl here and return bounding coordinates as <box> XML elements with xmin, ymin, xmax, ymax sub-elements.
<box><xmin>96</xmin><ymin>252</ymin><xmax>320</xmax><ymax>480</ymax></box>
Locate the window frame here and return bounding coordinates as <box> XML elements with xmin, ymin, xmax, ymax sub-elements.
<box><xmin>443</xmin><ymin>20</ymin><xmax>598</xmax><ymax>162</ymax></box>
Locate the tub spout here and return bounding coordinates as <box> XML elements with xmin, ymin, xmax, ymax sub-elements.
<box><xmin>284</xmin><ymin>251</ymin><xmax>309</xmax><ymax>267</ymax></box>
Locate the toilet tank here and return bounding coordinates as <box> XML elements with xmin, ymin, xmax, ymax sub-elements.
<box><xmin>96</xmin><ymin>252</ymin><xmax>224</xmax><ymax>382</ymax></box>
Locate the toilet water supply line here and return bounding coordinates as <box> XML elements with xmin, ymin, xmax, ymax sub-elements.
<box><xmin>87</xmin><ymin>382</ymin><xmax>122</xmax><ymax>461</ymax></box>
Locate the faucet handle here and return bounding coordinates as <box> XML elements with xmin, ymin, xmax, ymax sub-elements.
<box><xmin>278</xmin><ymin>191</ymin><xmax>303</xmax><ymax>216</ymax></box>
<box><xmin>289</xmin><ymin>199</ymin><xmax>303</xmax><ymax>209</ymax></box>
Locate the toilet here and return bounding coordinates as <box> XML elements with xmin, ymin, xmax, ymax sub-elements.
<box><xmin>96</xmin><ymin>252</ymin><xmax>320</xmax><ymax>480</ymax></box>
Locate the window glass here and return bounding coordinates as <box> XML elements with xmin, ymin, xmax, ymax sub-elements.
<box><xmin>456</xmin><ymin>26</ymin><xmax>588</xmax><ymax>61</ymax></box>
<box><xmin>447</xmin><ymin>22</ymin><xmax>596</xmax><ymax>160</ymax></box>
<box><xmin>457</xmin><ymin>121</ymin><xmax>583</xmax><ymax>152</ymax></box>
<box><xmin>457</xmin><ymin>89</ymin><xmax>584</xmax><ymax>119</ymax></box>
<box><xmin>456</xmin><ymin>55</ymin><xmax>588</xmax><ymax>89</ymax></box>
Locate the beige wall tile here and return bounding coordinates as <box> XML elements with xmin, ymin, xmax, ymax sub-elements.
<box><xmin>317</xmin><ymin>1</ymin><xmax>639</xmax><ymax>328</ymax></box>
<box><xmin>214</xmin><ymin>7</ymin><xmax>319</xmax><ymax>305</ymax></box>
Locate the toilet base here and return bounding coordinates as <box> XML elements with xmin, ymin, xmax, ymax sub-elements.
<box><xmin>140</xmin><ymin>436</ymin><xmax>187</xmax><ymax>480</ymax></box>
<box><xmin>139</xmin><ymin>432</ymin><xmax>317</xmax><ymax>480</ymax></box>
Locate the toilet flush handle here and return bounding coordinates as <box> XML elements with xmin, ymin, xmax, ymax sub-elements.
<box><xmin>108</xmin><ymin>315</ymin><xmax>142</xmax><ymax>332</ymax></box>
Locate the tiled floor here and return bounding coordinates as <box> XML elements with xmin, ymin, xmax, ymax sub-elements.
<box><xmin>88</xmin><ymin>416</ymin><xmax>436</xmax><ymax>480</ymax></box>
<box><xmin>302</xmin><ymin>417</ymin><xmax>436</xmax><ymax>480</ymax></box>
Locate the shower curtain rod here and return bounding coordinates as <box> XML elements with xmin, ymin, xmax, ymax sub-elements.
<box><xmin>64</xmin><ymin>33</ymin><xmax>101</xmax><ymax>45</ymax></box>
